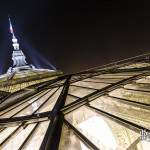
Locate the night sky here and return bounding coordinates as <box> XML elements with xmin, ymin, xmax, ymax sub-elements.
<box><xmin>0</xmin><ymin>0</ymin><xmax>149</xmax><ymax>74</ymax></box>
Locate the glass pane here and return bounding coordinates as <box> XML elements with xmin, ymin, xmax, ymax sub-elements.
<box><xmin>119</xmin><ymin>63</ymin><xmax>150</xmax><ymax>69</ymax></box>
<box><xmin>109</xmin><ymin>88</ymin><xmax>150</xmax><ymax>104</ymax></box>
<box><xmin>0</xmin><ymin>126</ymin><xmax>18</xmax><ymax>144</ymax></box>
<box><xmin>0</xmin><ymin>90</ymin><xmax>50</xmax><ymax>118</ymax></box>
<box><xmin>70</xmin><ymin>75</ymin><xmax>88</xmax><ymax>82</ymax></box>
<box><xmin>0</xmin><ymin>90</ymin><xmax>45</xmax><ymax>116</ymax></box>
<box><xmin>0</xmin><ymin>89</ymin><xmax>34</xmax><ymax>110</ymax></box>
<box><xmin>36</xmin><ymin>87</ymin><xmax>63</xmax><ymax>113</ymax></box>
<box><xmin>136</xmin><ymin>77</ymin><xmax>150</xmax><ymax>84</ymax></box>
<box><xmin>124</xmin><ymin>83</ymin><xmax>150</xmax><ymax>92</ymax></box>
<box><xmin>15</xmin><ymin>88</ymin><xmax>57</xmax><ymax>117</ymax></box>
<box><xmin>71</xmin><ymin>81</ymin><xmax>109</xmax><ymax>90</ymax></box>
<box><xmin>22</xmin><ymin>120</ymin><xmax>50</xmax><ymax>150</ymax></box>
<box><xmin>94</xmin><ymin>74</ymin><xmax>132</xmax><ymax>79</ymax></box>
<box><xmin>90</xmin><ymin>95</ymin><xmax>150</xmax><ymax>128</ymax></box>
<box><xmin>1</xmin><ymin>123</ymin><xmax>36</xmax><ymax>149</ymax></box>
<box><xmin>68</xmin><ymin>86</ymin><xmax>95</xmax><ymax>98</ymax></box>
<box><xmin>59</xmin><ymin>124</ymin><xmax>90</xmax><ymax>150</ymax></box>
<box><xmin>65</xmin><ymin>95</ymin><xmax>78</xmax><ymax>106</ymax></box>
<box><xmin>83</xmin><ymin>77</ymin><xmax>122</xmax><ymax>84</ymax></box>
<box><xmin>49</xmin><ymin>79</ymin><xmax>65</xmax><ymax>87</ymax></box>
<box><xmin>102</xmin><ymin>72</ymin><xmax>140</xmax><ymax>76</ymax></box>
<box><xmin>65</xmin><ymin>106</ymin><xmax>140</xmax><ymax>149</ymax></box>
<box><xmin>137</xmin><ymin>140</ymin><xmax>150</xmax><ymax>150</ymax></box>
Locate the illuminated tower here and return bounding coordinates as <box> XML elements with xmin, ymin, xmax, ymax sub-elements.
<box><xmin>7</xmin><ymin>17</ymin><xmax>35</xmax><ymax>73</ymax></box>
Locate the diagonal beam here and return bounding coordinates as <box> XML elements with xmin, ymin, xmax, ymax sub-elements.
<box><xmin>0</xmin><ymin>111</ymin><xmax>51</xmax><ymax>127</ymax></box>
<box><xmin>40</xmin><ymin>76</ymin><xmax>71</xmax><ymax>150</ymax></box>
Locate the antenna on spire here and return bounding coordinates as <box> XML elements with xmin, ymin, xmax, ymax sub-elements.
<box><xmin>8</xmin><ymin>16</ymin><xmax>15</xmax><ymax>38</ymax></box>
<box><xmin>8</xmin><ymin>16</ymin><xmax>20</xmax><ymax>50</ymax></box>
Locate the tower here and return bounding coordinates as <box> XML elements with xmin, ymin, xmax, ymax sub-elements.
<box><xmin>7</xmin><ymin>17</ymin><xmax>35</xmax><ymax>73</ymax></box>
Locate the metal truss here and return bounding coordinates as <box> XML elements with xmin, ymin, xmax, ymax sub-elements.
<box><xmin>0</xmin><ymin>53</ymin><xmax>150</xmax><ymax>150</ymax></box>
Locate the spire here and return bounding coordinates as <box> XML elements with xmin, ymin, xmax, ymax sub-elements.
<box><xmin>7</xmin><ymin>17</ymin><xmax>35</xmax><ymax>73</ymax></box>
<box><xmin>9</xmin><ymin>17</ymin><xmax>20</xmax><ymax>50</ymax></box>
<box><xmin>9</xmin><ymin>17</ymin><xmax>14</xmax><ymax>37</ymax></box>
<box><xmin>7</xmin><ymin>17</ymin><xmax>28</xmax><ymax>72</ymax></box>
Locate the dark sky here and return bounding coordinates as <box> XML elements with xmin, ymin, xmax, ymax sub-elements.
<box><xmin>0</xmin><ymin>0</ymin><xmax>149</xmax><ymax>74</ymax></box>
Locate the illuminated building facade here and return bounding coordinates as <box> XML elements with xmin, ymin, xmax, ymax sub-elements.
<box><xmin>0</xmin><ymin>19</ymin><xmax>150</xmax><ymax>150</ymax></box>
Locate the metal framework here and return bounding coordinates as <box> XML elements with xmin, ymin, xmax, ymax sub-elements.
<box><xmin>0</xmin><ymin>53</ymin><xmax>150</xmax><ymax>149</ymax></box>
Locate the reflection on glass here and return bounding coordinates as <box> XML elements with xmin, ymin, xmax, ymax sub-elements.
<box><xmin>83</xmin><ymin>77</ymin><xmax>122</xmax><ymax>84</ymax></box>
<box><xmin>72</xmin><ymin>81</ymin><xmax>109</xmax><ymax>90</ymax></box>
<box><xmin>136</xmin><ymin>77</ymin><xmax>150</xmax><ymax>84</ymax></box>
<box><xmin>36</xmin><ymin>87</ymin><xmax>63</xmax><ymax>113</ymax></box>
<box><xmin>109</xmin><ymin>88</ymin><xmax>150</xmax><ymax>104</ymax></box>
<box><xmin>1</xmin><ymin>123</ymin><xmax>36</xmax><ymax>149</ymax></box>
<box><xmin>90</xmin><ymin>96</ymin><xmax>150</xmax><ymax>129</ymax></box>
<box><xmin>59</xmin><ymin>124</ymin><xmax>90</xmax><ymax>150</ymax></box>
<box><xmin>137</xmin><ymin>140</ymin><xmax>150</xmax><ymax>150</ymax></box>
<box><xmin>0</xmin><ymin>90</ymin><xmax>49</xmax><ymax>118</ymax></box>
<box><xmin>68</xmin><ymin>86</ymin><xmax>95</xmax><ymax>98</ymax></box>
<box><xmin>119</xmin><ymin>63</ymin><xmax>150</xmax><ymax>69</ymax></box>
<box><xmin>23</xmin><ymin>121</ymin><xmax>50</xmax><ymax>150</ymax></box>
<box><xmin>15</xmin><ymin>88</ymin><xmax>57</xmax><ymax>117</ymax></box>
<box><xmin>124</xmin><ymin>83</ymin><xmax>150</xmax><ymax>92</ymax></box>
<box><xmin>65</xmin><ymin>95</ymin><xmax>77</xmax><ymax>106</ymax></box>
<box><xmin>65</xmin><ymin>106</ymin><xmax>140</xmax><ymax>149</ymax></box>
<box><xmin>0</xmin><ymin>90</ymin><xmax>44</xmax><ymax>116</ymax></box>
<box><xmin>0</xmin><ymin>126</ymin><xmax>18</xmax><ymax>144</ymax></box>
<box><xmin>94</xmin><ymin>74</ymin><xmax>131</xmax><ymax>79</ymax></box>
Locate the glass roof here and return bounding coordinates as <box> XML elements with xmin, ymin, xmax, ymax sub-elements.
<box><xmin>0</xmin><ymin>54</ymin><xmax>150</xmax><ymax>150</ymax></box>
